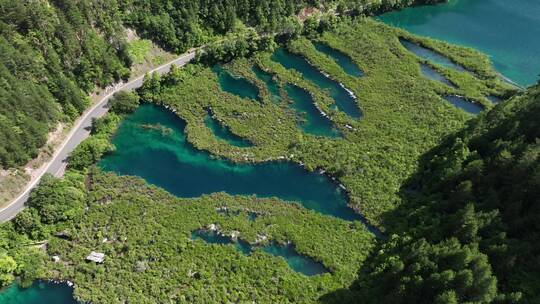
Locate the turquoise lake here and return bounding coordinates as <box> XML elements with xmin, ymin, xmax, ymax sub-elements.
<box><xmin>204</xmin><ymin>112</ymin><xmax>252</xmax><ymax>147</ymax></box>
<box><xmin>313</xmin><ymin>42</ymin><xmax>363</xmax><ymax>77</ymax></box>
<box><xmin>0</xmin><ymin>281</ymin><xmax>77</xmax><ymax>304</ymax></box>
<box><xmin>271</xmin><ymin>48</ymin><xmax>362</xmax><ymax>119</ymax></box>
<box><xmin>380</xmin><ymin>0</ymin><xmax>540</xmax><ymax>86</ymax></box>
<box><xmin>99</xmin><ymin>104</ymin><xmax>368</xmax><ymax>223</ymax></box>
<box><xmin>192</xmin><ymin>230</ymin><xmax>329</xmax><ymax>276</ymax></box>
<box><xmin>213</xmin><ymin>65</ymin><xmax>260</xmax><ymax>101</ymax></box>
<box><xmin>285</xmin><ymin>84</ymin><xmax>341</xmax><ymax>138</ymax></box>
<box><xmin>252</xmin><ymin>66</ymin><xmax>282</xmax><ymax>103</ymax></box>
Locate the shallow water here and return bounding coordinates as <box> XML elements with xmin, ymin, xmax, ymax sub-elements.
<box><xmin>99</xmin><ymin>104</ymin><xmax>367</xmax><ymax>222</ymax></box>
<box><xmin>252</xmin><ymin>66</ymin><xmax>282</xmax><ymax>103</ymax></box>
<box><xmin>0</xmin><ymin>281</ymin><xmax>77</xmax><ymax>304</ymax></box>
<box><xmin>399</xmin><ymin>38</ymin><xmax>467</xmax><ymax>73</ymax></box>
<box><xmin>380</xmin><ymin>0</ymin><xmax>540</xmax><ymax>86</ymax></box>
<box><xmin>444</xmin><ymin>95</ymin><xmax>483</xmax><ymax>115</ymax></box>
<box><xmin>420</xmin><ymin>63</ymin><xmax>455</xmax><ymax>88</ymax></box>
<box><xmin>285</xmin><ymin>84</ymin><xmax>341</xmax><ymax>138</ymax></box>
<box><xmin>271</xmin><ymin>48</ymin><xmax>362</xmax><ymax>119</ymax></box>
<box><xmin>204</xmin><ymin>112</ymin><xmax>252</xmax><ymax>147</ymax></box>
<box><xmin>313</xmin><ymin>42</ymin><xmax>363</xmax><ymax>77</ymax></box>
<box><xmin>213</xmin><ymin>65</ymin><xmax>260</xmax><ymax>101</ymax></box>
<box><xmin>192</xmin><ymin>230</ymin><xmax>329</xmax><ymax>276</ymax></box>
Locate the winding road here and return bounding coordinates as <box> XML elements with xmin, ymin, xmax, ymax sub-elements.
<box><xmin>0</xmin><ymin>50</ymin><xmax>197</xmax><ymax>222</ymax></box>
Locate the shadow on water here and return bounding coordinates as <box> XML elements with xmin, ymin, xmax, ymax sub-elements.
<box><xmin>212</xmin><ymin>65</ymin><xmax>260</xmax><ymax>101</ymax></box>
<box><xmin>443</xmin><ymin>95</ymin><xmax>484</xmax><ymax>115</ymax></box>
<box><xmin>192</xmin><ymin>229</ymin><xmax>329</xmax><ymax>276</ymax></box>
<box><xmin>313</xmin><ymin>42</ymin><xmax>363</xmax><ymax>77</ymax></box>
<box><xmin>252</xmin><ymin>66</ymin><xmax>282</xmax><ymax>103</ymax></box>
<box><xmin>99</xmin><ymin>104</ymin><xmax>379</xmax><ymax>230</ymax></box>
<box><xmin>271</xmin><ymin>48</ymin><xmax>362</xmax><ymax>119</ymax></box>
<box><xmin>204</xmin><ymin>110</ymin><xmax>252</xmax><ymax>147</ymax></box>
<box><xmin>285</xmin><ymin>84</ymin><xmax>342</xmax><ymax>138</ymax></box>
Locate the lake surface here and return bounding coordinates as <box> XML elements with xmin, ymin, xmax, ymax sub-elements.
<box><xmin>399</xmin><ymin>38</ymin><xmax>467</xmax><ymax>73</ymax></box>
<box><xmin>204</xmin><ymin>112</ymin><xmax>252</xmax><ymax>147</ymax></box>
<box><xmin>420</xmin><ymin>63</ymin><xmax>456</xmax><ymax>88</ymax></box>
<box><xmin>213</xmin><ymin>66</ymin><xmax>260</xmax><ymax>101</ymax></box>
<box><xmin>271</xmin><ymin>48</ymin><xmax>362</xmax><ymax>119</ymax></box>
<box><xmin>285</xmin><ymin>84</ymin><xmax>341</xmax><ymax>138</ymax></box>
<box><xmin>380</xmin><ymin>0</ymin><xmax>540</xmax><ymax>86</ymax></box>
<box><xmin>444</xmin><ymin>95</ymin><xmax>483</xmax><ymax>115</ymax></box>
<box><xmin>192</xmin><ymin>230</ymin><xmax>329</xmax><ymax>276</ymax></box>
<box><xmin>313</xmin><ymin>42</ymin><xmax>363</xmax><ymax>77</ymax></box>
<box><xmin>99</xmin><ymin>104</ymin><xmax>366</xmax><ymax>222</ymax></box>
<box><xmin>0</xmin><ymin>281</ymin><xmax>77</xmax><ymax>304</ymax></box>
<box><xmin>252</xmin><ymin>66</ymin><xmax>282</xmax><ymax>103</ymax></box>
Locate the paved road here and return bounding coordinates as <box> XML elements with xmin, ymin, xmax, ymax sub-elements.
<box><xmin>0</xmin><ymin>51</ymin><xmax>197</xmax><ymax>222</ymax></box>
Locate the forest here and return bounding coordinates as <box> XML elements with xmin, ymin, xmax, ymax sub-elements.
<box><xmin>1</xmin><ymin>0</ymin><xmax>539</xmax><ymax>303</ymax></box>
<box><xmin>328</xmin><ymin>84</ymin><xmax>540</xmax><ymax>303</ymax></box>
<box><xmin>0</xmin><ymin>0</ymin><xmax>442</xmax><ymax>169</ymax></box>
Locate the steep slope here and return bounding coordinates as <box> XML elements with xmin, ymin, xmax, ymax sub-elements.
<box><xmin>0</xmin><ymin>0</ymin><xmax>130</xmax><ymax>168</ymax></box>
<box><xmin>330</xmin><ymin>84</ymin><xmax>539</xmax><ymax>303</ymax></box>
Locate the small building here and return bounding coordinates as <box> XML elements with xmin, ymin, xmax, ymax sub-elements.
<box><xmin>86</xmin><ymin>251</ymin><xmax>105</xmax><ymax>263</ymax></box>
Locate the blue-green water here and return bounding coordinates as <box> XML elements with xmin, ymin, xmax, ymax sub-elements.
<box><xmin>313</xmin><ymin>42</ymin><xmax>363</xmax><ymax>77</ymax></box>
<box><xmin>204</xmin><ymin>112</ymin><xmax>252</xmax><ymax>147</ymax></box>
<box><xmin>271</xmin><ymin>48</ymin><xmax>362</xmax><ymax>119</ymax></box>
<box><xmin>0</xmin><ymin>281</ymin><xmax>77</xmax><ymax>304</ymax></box>
<box><xmin>99</xmin><ymin>104</ymin><xmax>366</xmax><ymax>222</ymax></box>
<box><xmin>252</xmin><ymin>66</ymin><xmax>282</xmax><ymax>103</ymax></box>
<box><xmin>191</xmin><ymin>230</ymin><xmax>329</xmax><ymax>276</ymax></box>
<box><xmin>380</xmin><ymin>0</ymin><xmax>540</xmax><ymax>86</ymax></box>
<box><xmin>444</xmin><ymin>95</ymin><xmax>483</xmax><ymax>115</ymax></box>
<box><xmin>420</xmin><ymin>63</ymin><xmax>455</xmax><ymax>88</ymax></box>
<box><xmin>285</xmin><ymin>84</ymin><xmax>341</xmax><ymax>138</ymax></box>
<box><xmin>399</xmin><ymin>38</ymin><xmax>467</xmax><ymax>73</ymax></box>
<box><xmin>213</xmin><ymin>66</ymin><xmax>260</xmax><ymax>101</ymax></box>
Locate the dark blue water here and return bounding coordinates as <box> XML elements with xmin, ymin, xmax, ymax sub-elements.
<box><xmin>285</xmin><ymin>84</ymin><xmax>341</xmax><ymax>138</ymax></box>
<box><xmin>191</xmin><ymin>230</ymin><xmax>329</xmax><ymax>276</ymax></box>
<box><xmin>420</xmin><ymin>63</ymin><xmax>455</xmax><ymax>88</ymax></box>
<box><xmin>444</xmin><ymin>95</ymin><xmax>483</xmax><ymax>115</ymax></box>
<box><xmin>213</xmin><ymin>66</ymin><xmax>260</xmax><ymax>101</ymax></box>
<box><xmin>204</xmin><ymin>112</ymin><xmax>252</xmax><ymax>147</ymax></box>
<box><xmin>271</xmin><ymin>48</ymin><xmax>362</xmax><ymax>119</ymax></box>
<box><xmin>399</xmin><ymin>38</ymin><xmax>468</xmax><ymax>73</ymax></box>
<box><xmin>99</xmin><ymin>104</ymin><xmax>366</xmax><ymax>222</ymax></box>
<box><xmin>313</xmin><ymin>42</ymin><xmax>363</xmax><ymax>77</ymax></box>
<box><xmin>252</xmin><ymin>66</ymin><xmax>281</xmax><ymax>103</ymax></box>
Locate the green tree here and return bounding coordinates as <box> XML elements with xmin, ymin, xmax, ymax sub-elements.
<box><xmin>0</xmin><ymin>253</ymin><xmax>17</xmax><ymax>287</ymax></box>
<box><xmin>109</xmin><ymin>91</ymin><xmax>140</xmax><ymax>114</ymax></box>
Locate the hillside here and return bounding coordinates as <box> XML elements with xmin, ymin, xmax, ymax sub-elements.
<box><xmin>333</xmin><ymin>84</ymin><xmax>540</xmax><ymax>303</ymax></box>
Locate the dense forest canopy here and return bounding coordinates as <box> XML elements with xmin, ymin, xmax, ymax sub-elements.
<box><xmin>0</xmin><ymin>0</ymin><xmax>442</xmax><ymax>169</ymax></box>
<box><xmin>333</xmin><ymin>84</ymin><xmax>540</xmax><ymax>303</ymax></box>
<box><xmin>0</xmin><ymin>0</ymin><xmax>130</xmax><ymax>168</ymax></box>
